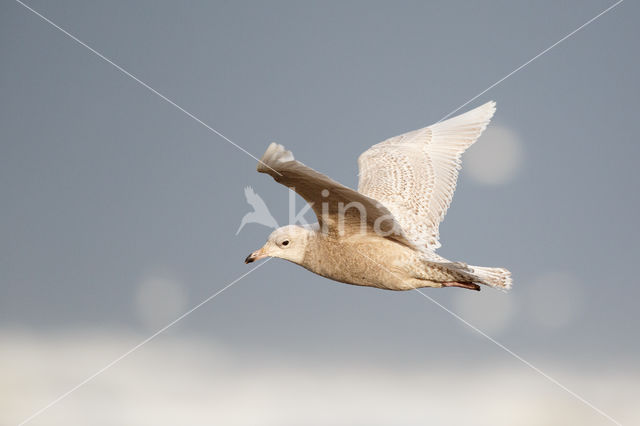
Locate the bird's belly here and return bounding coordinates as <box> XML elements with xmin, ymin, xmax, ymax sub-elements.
<box><xmin>304</xmin><ymin>238</ymin><xmax>416</xmax><ymax>290</ymax></box>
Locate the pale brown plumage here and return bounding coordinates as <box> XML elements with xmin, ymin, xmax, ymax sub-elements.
<box><xmin>245</xmin><ymin>102</ymin><xmax>512</xmax><ymax>291</ymax></box>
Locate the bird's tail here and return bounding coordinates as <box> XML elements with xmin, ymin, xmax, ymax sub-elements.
<box><xmin>470</xmin><ymin>266</ymin><xmax>513</xmax><ymax>291</ymax></box>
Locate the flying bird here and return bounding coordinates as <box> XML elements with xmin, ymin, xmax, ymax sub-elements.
<box><xmin>245</xmin><ymin>102</ymin><xmax>512</xmax><ymax>291</ymax></box>
<box><xmin>236</xmin><ymin>186</ymin><xmax>279</xmax><ymax>235</ymax></box>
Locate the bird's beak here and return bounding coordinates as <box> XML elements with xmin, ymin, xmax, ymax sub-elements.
<box><xmin>245</xmin><ymin>247</ymin><xmax>268</xmax><ymax>264</ymax></box>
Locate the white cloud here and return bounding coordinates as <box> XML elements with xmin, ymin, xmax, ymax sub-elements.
<box><xmin>464</xmin><ymin>125</ymin><xmax>523</xmax><ymax>185</ymax></box>
<box><xmin>0</xmin><ymin>329</ymin><xmax>634</xmax><ymax>426</ymax></box>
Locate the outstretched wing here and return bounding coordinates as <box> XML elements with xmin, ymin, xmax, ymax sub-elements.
<box><xmin>257</xmin><ymin>143</ymin><xmax>412</xmax><ymax>246</ymax></box>
<box><xmin>358</xmin><ymin>101</ymin><xmax>496</xmax><ymax>250</ymax></box>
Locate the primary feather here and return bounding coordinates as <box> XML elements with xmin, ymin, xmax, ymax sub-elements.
<box><xmin>358</xmin><ymin>101</ymin><xmax>495</xmax><ymax>251</ymax></box>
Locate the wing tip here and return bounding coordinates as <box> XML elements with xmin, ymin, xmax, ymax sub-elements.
<box><xmin>476</xmin><ymin>100</ymin><xmax>496</xmax><ymax>135</ymax></box>
<box><xmin>465</xmin><ymin>100</ymin><xmax>496</xmax><ymax>124</ymax></box>
<box><xmin>439</xmin><ymin>100</ymin><xmax>497</xmax><ymax>126</ymax></box>
<box><xmin>482</xmin><ymin>100</ymin><xmax>497</xmax><ymax>121</ymax></box>
<box><xmin>428</xmin><ymin>100</ymin><xmax>497</xmax><ymax>146</ymax></box>
<box><xmin>257</xmin><ymin>142</ymin><xmax>295</xmax><ymax>173</ymax></box>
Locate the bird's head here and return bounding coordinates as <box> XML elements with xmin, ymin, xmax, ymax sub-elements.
<box><xmin>245</xmin><ymin>224</ymin><xmax>312</xmax><ymax>265</ymax></box>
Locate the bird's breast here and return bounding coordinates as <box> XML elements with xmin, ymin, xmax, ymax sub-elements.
<box><xmin>301</xmin><ymin>235</ymin><xmax>415</xmax><ymax>289</ymax></box>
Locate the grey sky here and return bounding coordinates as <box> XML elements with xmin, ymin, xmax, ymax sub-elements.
<box><xmin>1</xmin><ymin>1</ymin><xmax>639</xmax><ymax>423</ymax></box>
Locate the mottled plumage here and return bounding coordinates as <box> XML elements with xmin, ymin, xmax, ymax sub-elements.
<box><xmin>245</xmin><ymin>102</ymin><xmax>512</xmax><ymax>291</ymax></box>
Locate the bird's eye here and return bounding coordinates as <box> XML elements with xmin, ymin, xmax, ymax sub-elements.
<box><xmin>281</xmin><ymin>240</ymin><xmax>290</xmax><ymax>246</ymax></box>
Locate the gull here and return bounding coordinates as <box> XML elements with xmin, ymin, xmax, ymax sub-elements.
<box><xmin>245</xmin><ymin>101</ymin><xmax>512</xmax><ymax>291</ymax></box>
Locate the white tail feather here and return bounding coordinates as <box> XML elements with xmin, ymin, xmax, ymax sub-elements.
<box><xmin>470</xmin><ymin>266</ymin><xmax>513</xmax><ymax>291</ymax></box>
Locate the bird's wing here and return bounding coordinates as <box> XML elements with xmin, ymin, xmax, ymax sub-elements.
<box><xmin>257</xmin><ymin>143</ymin><xmax>413</xmax><ymax>246</ymax></box>
<box><xmin>358</xmin><ymin>101</ymin><xmax>495</xmax><ymax>250</ymax></box>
